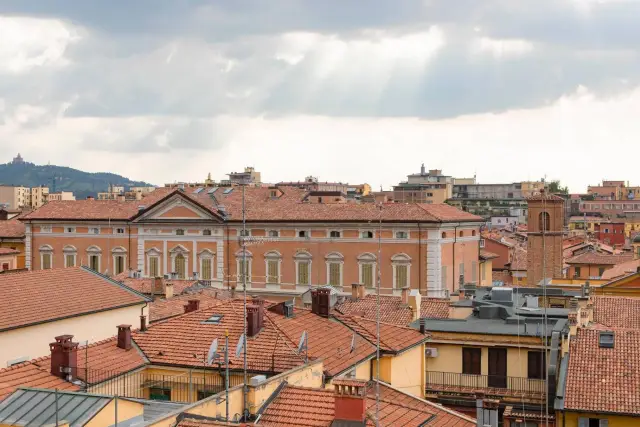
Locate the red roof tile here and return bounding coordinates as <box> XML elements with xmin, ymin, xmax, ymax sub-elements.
<box><xmin>258</xmin><ymin>382</ymin><xmax>475</xmax><ymax>426</ymax></box>
<box><xmin>479</xmin><ymin>250</ymin><xmax>499</xmax><ymax>260</ymax></box>
<box><xmin>526</xmin><ymin>192</ymin><xmax>565</xmax><ymax>202</ymax></box>
<box><xmin>0</xmin><ymin>219</ymin><xmax>25</xmax><ymax>238</ymax></box>
<box><xmin>266</xmin><ymin>309</ymin><xmax>376</xmax><ymax>378</ymax></box>
<box><xmin>0</xmin><ymin>358</ymin><xmax>78</xmax><ymax>401</ymax></box>
<box><xmin>0</xmin><ymin>267</ymin><xmax>149</xmax><ymax>332</ymax></box>
<box><xmin>565</xmin><ymin>252</ymin><xmax>632</xmax><ymax>265</ymax></box>
<box><xmin>334</xmin><ymin>315</ymin><xmax>428</xmax><ymax>354</ymax></box>
<box><xmin>150</xmin><ymin>289</ymin><xmax>232</xmax><ymax>323</ymax></box>
<box><xmin>508</xmin><ymin>248</ymin><xmax>527</xmax><ymax>271</ymax></box>
<box><xmin>593</xmin><ymin>296</ymin><xmax>640</xmax><ymax>329</ymax></box>
<box><xmin>334</xmin><ymin>294</ymin><xmax>450</xmax><ymax>326</ymax></box>
<box><xmin>133</xmin><ymin>300</ymin><xmax>305</xmax><ymax>373</ymax></box>
<box><xmin>114</xmin><ymin>273</ymin><xmax>199</xmax><ymax>296</ymax></box>
<box><xmin>564</xmin><ymin>328</ymin><xmax>640</xmax><ymax>415</ymax></box>
<box><xmin>600</xmin><ymin>259</ymin><xmax>640</xmax><ymax>280</ymax></box>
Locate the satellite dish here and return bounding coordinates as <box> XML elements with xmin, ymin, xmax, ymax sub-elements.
<box><xmin>235</xmin><ymin>334</ymin><xmax>245</xmax><ymax>358</ymax></box>
<box><xmin>207</xmin><ymin>339</ymin><xmax>218</xmax><ymax>365</ymax></box>
<box><xmin>297</xmin><ymin>331</ymin><xmax>307</xmax><ymax>354</ymax></box>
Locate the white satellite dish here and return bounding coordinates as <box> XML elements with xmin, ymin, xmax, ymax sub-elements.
<box><xmin>207</xmin><ymin>339</ymin><xmax>218</xmax><ymax>365</ymax></box>
<box><xmin>235</xmin><ymin>334</ymin><xmax>245</xmax><ymax>358</ymax></box>
<box><xmin>297</xmin><ymin>331</ymin><xmax>307</xmax><ymax>354</ymax></box>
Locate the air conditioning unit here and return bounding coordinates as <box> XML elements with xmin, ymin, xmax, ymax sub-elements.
<box><xmin>425</xmin><ymin>348</ymin><xmax>438</xmax><ymax>358</ymax></box>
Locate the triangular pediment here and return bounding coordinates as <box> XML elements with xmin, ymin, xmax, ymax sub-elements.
<box><xmin>134</xmin><ymin>192</ymin><xmax>221</xmax><ymax>223</ymax></box>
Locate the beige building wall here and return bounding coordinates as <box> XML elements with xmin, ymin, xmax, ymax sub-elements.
<box><xmin>85</xmin><ymin>398</ymin><xmax>143</xmax><ymax>427</ymax></box>
<box><xmin>0</xmin><ymin>304</ymin><xmax>147</xmax><ymax>367</ymax></box>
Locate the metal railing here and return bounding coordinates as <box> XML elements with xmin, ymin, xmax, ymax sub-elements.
<box><xmin>426</xmin><ymin>371</ymin><xmax>545</xmax><ymax>399</ymax></box>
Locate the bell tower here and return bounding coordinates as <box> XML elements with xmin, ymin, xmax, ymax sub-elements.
<box><xmin>527</xmin><ymin>190</ymin><xmax>565</xmax><ymax>286</ymax></box>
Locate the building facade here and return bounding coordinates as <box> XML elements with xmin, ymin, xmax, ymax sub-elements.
<box><xmin>393</xmin><ymin>165</ymin><xmax>453</xmax><ymax>204</ymax></box>
<box><xmin>527</xmin><ymin>192</ymin><xmax>564</xmax><ymax>286</ymax></box>
<box><xmin>20</xmin><ymin>187</ymin><xmax>484</xmax><ymax>298</ymax></box>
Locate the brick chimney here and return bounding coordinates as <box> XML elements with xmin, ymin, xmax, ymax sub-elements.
<box><xmin>351</xmin><ymin>283</ymin><xmax>364</xmax><ymax>300</ymax></box>
<box><xmin>401</xmin><ymin>287</ymin><xmax>410</xmax><ymax>305</ymax></box>
<box><xmin>153</xmin><ymin>277</ymin><xmax>164</xmax><ymax>295</ymax></box>
<box><xmin>140</xmin><ymin>315</ymin><xmax>147</xmax><ymax>332</ymax></box>
<box><xmin>50</xmin><ymin>335</ymin><xmax>78</xmax><ymax>380</ymax></box>
<box><xmin>117</xmin><ymin>325</ymin><xmax>132</xmax><ymax>350</ymax></box>
<box><xmin>246</xmin><ymin>304</ymin><xmax>262</xmax><ymax>337</ymax></box>
<box><xmin>311</xmin><ymin>288</ymin><xmax>331</xmax><ymax>318</ymax></box>
<box><xmin>333</xmin><ymin>379</ymin><xmax>367</xmax><ymax>424</ymax></box>
<box><xmin>184</xmin><ymin>299</ymin><xmax>200</xmax><ymax>314</ymax></box>
<box><xmin>251</xmin><ymin>296</ymin><xmax>265</xmax><ymax>331</ymax></box>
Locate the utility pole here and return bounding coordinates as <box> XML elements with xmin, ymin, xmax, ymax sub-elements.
<box><xmin>241</xmin><ymin>180</ymin><xmax>249</xmax><ymax>421</ymax></box>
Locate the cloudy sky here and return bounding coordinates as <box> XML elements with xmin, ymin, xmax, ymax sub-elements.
<box><xmin>1</xmin><ymin>0</ymin><xmax>640</xmax><ymax>192</ymax></box>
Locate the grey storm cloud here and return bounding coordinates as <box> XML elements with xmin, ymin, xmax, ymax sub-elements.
<box><xmin>3</xmin><ymin>0</ymin><xmax>640</xmax><ymax>130</ymax></box>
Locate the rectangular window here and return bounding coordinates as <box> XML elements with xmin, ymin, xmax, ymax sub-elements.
<box><xmin>149</xmin><ymin>387</ymin><xmax>171</xmax><ymax>401</ymax></box>
<box><xmin>149</xmin><ymin>256</ymin><xmax>159</xmax><ymax>277</ymax></box>
<box><xmin>42</xmin><ymin>253</ymin><xmax>52</xmax><ymax>269</ymax></box>
<box><xmin>462</xmin><ymin>347</ymin><xmax>481</xmax><ymax>375</ymax></box>
<box><xmin>481</xmin><ymin>263</ymin><xmax>486</xmax><ymax>282</ymax></box>
<box><xmin>329</xmin><ymin>230</ymin><xmax>341</xmax><ymax>238</ymax></box>
<box><xmin>298</xmin><ymin>262</ymin><xmax>310</xmax><ymax>285</ymax></box>
<box><xmin>598</xmin><ymin>267</ymin><xmax>606</xmax><ymax>277</ymax></box>
<box><xmin>395</xmin><ymin>231</ymin><xmax>408</xmax><ymax>239</ymax></box>
<box><xmin>203</xmin><ymin>229</ymin><xmax>212</xmax><ymax>236</ymax></box>
<box><xmin>459</xmin><ymin>263</ymin><xmax>465</xmax><ymax>284</ymax></box>
<box><xmin>176</xmin><ymin>229</ymin><xmax>185</xmax><ymax>236</ymax></box>
<box><xmin>239</xmin><ymin>229</ymin><xmax>251</xmax><ymax>237</ymax></box>
<box><xmin>115</xmin><ymin>255</ymin><xmax>125</xmax><ymax>275</ymax></box>
<box><xmin>329</xmin><ymin>263</ymin><xmax>341</xmax><ymax>286</ymax></box>
<box><xmin>471</xmin><ymin>261</ymin><xmax>477</xmax><ymax>283</ymax></box>
<box><xmin>2</xmin><ymin>263</ymin><xmax>9</xmax><ymax>271</ymax></box>
<box><xmin>90</xmin><ymin>255</ymin><xmax>100</xmax><ymax>271</ymax></box>
<box><xmin>41</xmin><ymin>226</ymin><xmax>52</xmax><ymax>233</ymax></box>
<box><xmin>395</xmin><ymin>265</ymin><xmax>408</xmax><ymax>288</ymax></box>
<box><xmin>65</xmin><ymin>227</ymin><xmax>75</xmax><ymax>233</ymax></box>
<box><xmin>65</xmin><ymin>254</ymin><xmax>75</xmax><ymax>268</ymax></box>
<box><xmin>527</xmin><ymin>351</ymin><xmax>545</xmax><ymax>379</ymax></box>
<box><xmin>268</xmin><ymin>230</ymin><xmax>279</xmax><ymax>237</ymax></box>
<box><xmin>238</xmin><ymin>259</ymin><xmax>250</xmax><ymax>283</ymax></box>
<box><xmin>575</xmin><ymin>267</ymin><xmax>581</xmax><ymax>277</ymax></box>
<box><xmin>362</xmin><ymin>263</ymin><xmax>374</xmax><ymax>287</ymax></box>
<box><xmin>361</xmin><ymin>231</ymin><xmax>374</xmax><ymax>239</ymax></box>
<box><xmin>578</xmin><ymin>418</ymin><xmax>609</xmax><ymax>427</ymax></box>
<box><xmin>116</xmin><ymin>228</ymin><xmax>125</xmax><ymax>234</ymax></box>
<box><xmin>267</xmin><ymin>259</ymin><xmax>279</xmax><ymax>283</ymax></box>
<box><xmin>197</xmin><ymin>390</ymin><xmax>217</xmax><ymax>401</ymax></box>
<box><xmin>201</xmin><ymin>258</ymin><xmax>212</xmax><ymax>280</ymax></box>
<box><xmin>90</xmin><ymin>227</ymin><xmax>100</xmax><ymax>235</ymax></box>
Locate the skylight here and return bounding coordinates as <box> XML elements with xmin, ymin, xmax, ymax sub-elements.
<box><xmin>202</xmin><ymin>314</ymin><xmax>223</xmax><ymax>325</ymax></box>
<box><xmin>193</xmin><ymin>187</ymin><xmax>204</xmax><ymax>194</ymax></box>
<box><xmin>207</xmin><ymin>187</ymin><xmax>218</xmax><ymax>194</ymax></box>
<box><xmin>223</xmin><ymin>188</ymin><xmax>233</xmax><ymax>194</ymax></box>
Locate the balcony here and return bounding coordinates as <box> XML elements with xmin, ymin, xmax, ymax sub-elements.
<box><xmin>425</xmin><ymin>371</ymin><xmax>545</xmax><ymax>402</ymax></box>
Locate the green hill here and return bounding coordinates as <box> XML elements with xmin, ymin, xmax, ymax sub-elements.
<box><xmin>0</xmin><ymin>160</ymin><xmax>154</xmax><ymax>200</ymax></box>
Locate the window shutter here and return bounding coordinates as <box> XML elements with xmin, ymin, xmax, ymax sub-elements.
<box><xmin>202</xmin><ymin>259</ymin><xmax>212</xmax><ymax>280</ymax></box>
<box><xmin>298</xmin><ymin>262</ymin><xmax>309</xmax><ymax>285</ymax></box>
<box><xmin>578</xmin><ymin>418</ymin><xmax>588</xmax><ymax>427</ymax></box>
<box><xmin>329</xmin><ymin>263</ymin><xmax>340</xmax><ymax>286</ymax></box>
<box><xmin>149</xmin><ymin>257</ymin><xmax>159</xmax><ymax>277</ymax></box>
<box><xmin>268</xmin><ymin>260</ymin><xmax>279</xmax><ymax>283</ymax></box>
<box><xmin>471</xmin><ymin>261</ymin><xmax>477</xmax><ymax>283</ymax></box>
<box><xmin>43</xmin><ymin>254</ymin><xmax>51</xmax><ymax>270</ymax></box>
<box><xmin>395</xmin><ymin>265</ymin><xmax>408</xmax><ymax>289</ymax></box>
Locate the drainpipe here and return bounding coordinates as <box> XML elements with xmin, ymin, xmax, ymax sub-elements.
<box><xmin>127</xmin><ymin>223</ymin><xmax>132</xmax><ymax>271</ymax></box>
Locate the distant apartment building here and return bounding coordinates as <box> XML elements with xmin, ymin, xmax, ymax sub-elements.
<box><xmin>0</xmin><ymin>185</ymin><xmax>49</xmax><ymax>209</ymax></box>
<box><xmin>98</xmin><ymin>185</ymin><xmax>156</xmax><ymax>201</ymax></box>
<box><xmin>393</xmin><ymin>164</ymin><xmax>453</xmax><ymax>204</ymax></box>
<box><xmin>587</xmin><ymin>179</ymin><xmax>640</xmax><ymax>200</ymax></box>
<box><xmin>579</xmin><ymin>200</ymin><xmax>640</xmax><ymax>217</ymax></box>
<box><xmin>594</xmin><ymin>222</ymin><xmax>626</xmax><ymax>246</ymax></box>
<box><xmin>227</xmin><ymin>166</ymin><xmax>261</xmax><ymax>185</ymax></box>
<box><xmin>47</xmin><ymin>191</ymin><xmax>76</xmax><ymax>202</ymax></box>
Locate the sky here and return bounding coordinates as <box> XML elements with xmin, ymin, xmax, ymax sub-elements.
<box><xmin>1</xmin><ymin>0</ymin><xmax>640</xmax><ymax>192</ymax></box>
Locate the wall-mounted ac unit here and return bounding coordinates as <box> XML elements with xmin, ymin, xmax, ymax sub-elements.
<box><xmin>425</xmin><ymin>348</ymin><xmax>438</xmax><ymax>357</ymax></box>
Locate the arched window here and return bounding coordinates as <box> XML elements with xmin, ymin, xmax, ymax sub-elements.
<box><xmin>87</xmin><ymin>246</ymin><xmax>102</xmax><ymax>272</ymax></box>
<box><xmin>169</xmin><ymin>245</ymin><xmax>189</xmax><ymax>279</ymax></box>
<box><xmin>459</xmin><ymin>231</ymin><xmax>464</xmax><ymax>237</ymax></box>
<box><xmin>357</xmin><ymin>253</ymin><xmax>377</xmax><ymax>288</ymax></box>
<box><xmin>325</xmin><ymin>252</ymin><xmax>344</xmax><ymax>286</ymax></box>
<box><xmin>198</xmin><ymin>249</ymin><xmax>215</xmax><ymax>281</ymax></box>
<box><xmin>39</xmin><ymin>245</ymin><xmax>53</xmax><ymax>270</ymax></box>
<box><xmin>391</xmin><ymin>253</ymin><xmax>412</xmax><ymax>289</ymax></box>
<box><xmin>539</xmin><ymin>212</ymin><xmax>551</xmax><ymax>232</ymax></box>
<box><xmin>63</xmin><ymin>245</ymin><xmax>77</xmax><ymax>268</ymax></box>
<box><xmin>472</xmin><ymin>230</ymin><xmax>477</xmax><ymax>237</ymax></box>
<box><xmin>294</xmin><ymin>251</ymin><xmax>313</xmax><ymax>286</ymax></box>
<box><xmin>112</xmin><ymin>246</ymin><xmax>128</xmax><ymax>276</ymax></box>
<box><xmin>441</xmin><ymin>232</ymin><xmax>447</xmax><ymax>239</ymax></box>
<box><xmin>264</xmin><ymin>251</ymin><xmax>282</xmax><ymax>284</ymax></box>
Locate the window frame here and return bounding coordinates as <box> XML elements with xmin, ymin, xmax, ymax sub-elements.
<box><xmin>202</xmin><ymin>229</ymin><xmax>212</xmax><ymax>236</ymax></box>
<box><xmin>395</xmin><ymin>230</ymin><xmax>409</xmax><ymax>239</ymax></box>
<box><xmin>360</xmin><ymin>230</ymin><xmax>374</xmax><ymax>239</ymax></box>
<box><xmin>65</xmin><ymin>227</ymin><xmax>76</xmax><ymax>234</ymax></box>
<box><xmin>325</xmin><ymin>252</ymin><xmax>344</xmax><ymax>287</ymax></box>
<box><xmin>264</xmin><ymin>251</ymin><xmax>282</xmax><ymax>284</ymax></box>
<box><xmin>527</xmin><ymin>351</ymin><xmax>546</xmax><ymax>380</ymax></box>
<box><xmin>268</xmin><ymin>229</ymin><xmax>280</xmax><ymax>238</ymax></box>
<box><xmin>462</xmin><ymin>347</ymin><xmax>481</xmax><ymax>375</ymax></box>
<box><xmin>329</xmin><ymin>230</ymin><xmax>342</xmax><ymax>239</ymax></box>
<box><xmin>294</xmin><ymin>251</ymin><xmax>312</xmax><ymax>286</ymax></box>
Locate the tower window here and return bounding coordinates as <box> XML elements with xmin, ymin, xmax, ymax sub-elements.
<box><xmin>539</xmin><ymin>212</ymin><xmax>550</xmax><ymax>232</ymax></box>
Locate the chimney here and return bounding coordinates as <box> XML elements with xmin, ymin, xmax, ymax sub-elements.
<box><xmin>351</xmin><ymin>283</ymin><xmax>363</xmax><ymax>300</ymax></box>
<box><xmin>140</xmin><ymin>315</ymin><xmax>147</xmax><ymax>332</ymax></box>
<box><xmin>153</xmin><ymin>277</ymin><xmax>163</xmax><ymax>295</ymax></box>
<box><xmin>333</xmin><ymin>379</ymin><xmax>367</xmax><ymax>424</ymax></box>
<box><xmin>251</xmin><ymin>296</ymin><xmax>265</xmax><ymax>330</ymax></box>
<box><xmin>117</xmin><ymin>325</ymin><xmax>132</xmax><ymax>350</ymax></box>
<box><xmin>246</xmin><ymin>305</ymin><xmax>262</xmax><ymax>337</ymax></box>
<box><xmin>164</xmin><ymin>282</ymin><xmax>174</xmax><ymax>299</ymax></box>
<box><xmin>475</xmin><ymin>394</ymin><xmax>499</xmax><ymax>427</ymax></box>
<box><xmin>408</xmin><ymin>289</ymin><xmax>422</xmax><ymax>322</ymax></box>
<box><xmin>184</xmin><ymin>299</ymin><xmax>200</xmax><ymax>314</ymax></box>
<box><xmin>311</xmin><ymin>288</ymin><xmax>331</xmax><ymax>318</ymax></box>
<box><xmin>50</xmin><ymin>335</ymin><xmax>78</xmax><ymax>380</ymax></box>
<box><xmin>419</xmin><ymin>318</ymin><xmax>427</xmax><ymax>335</ymax></box>
<box><xmin>401</xmin><ymin>287</ymin><xmax>410</xmax><ymax>305</ymax></box>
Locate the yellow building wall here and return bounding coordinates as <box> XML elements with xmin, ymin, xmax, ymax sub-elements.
<box><xmin>480</xmin><ymin>259</ymin><xmax>493</xmax><ymax>286</ymax></box>
<box><xmin>85</xmin><ymin>398</ymin><xmax>143</xmax><ymax>427</ymax></box>
<box><xmin>560</xmin><ymin>411</ymin><xmax>640</xmax><ymax>427</ymax></box>
<box><xmin>0</xmin><ymin>304</ymin><xmax>147</xmax><ymax>367</ymax></box>
<box><xmin>88</xmin><ymin>369</ymin><xmax>146</xmax><ymax>398</ymax></box>
<box><xmin>0</xmin><ymin>241</ymin><xmax>25</xmax><ymax>269</ymax></box>
<box><xmin>370</xmin><ymin>347</ymin><xmax>424</xmax><ymax>398</ymax></box>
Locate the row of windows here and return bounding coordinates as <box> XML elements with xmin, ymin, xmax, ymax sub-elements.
<box><xmin>146</xmin><ymin>254</ymin><xmax>215</xmax><ymax>280</ymax></box>
<box><xmin>241</xmin><ymin>229</ymin><xmax>408</xmax><ymax>239</ymax></box>
<box><xmin>235</xmin><ymin>258</ymin><xmax>410</xmax><ymax>288</ymax></box>
<box><xmin>42</xmin><ymin>253</ymin><xmax>127</xmax><ymax>275</ymax></box>
<box><xmin>461</xmin><ymin>347</ymin><xmax>545</xmax><ymax>380</ymax></box>
<box><xmin>56</xmin><ymin>227</ymin><xmax>214</xmax><ymax>236</ymax></box>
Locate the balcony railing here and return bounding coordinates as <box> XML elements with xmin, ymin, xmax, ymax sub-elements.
<box><xmin>426</xmin><ymin>371</ymin><xmax>545</xmax><ymax>401</ymax></box>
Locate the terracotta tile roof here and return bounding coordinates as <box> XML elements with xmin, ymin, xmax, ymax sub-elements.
<box><xmin>334</xmin><ymin>294</ymin><xmax>450</xmax><ymax>326</ymax></box>
<box><xmin>593</xmin><ymin>296</ymin><xmax>640</xmax><ymax>329</ymax></box>
<box><xmin>0</xmin><ymin>219</ymin><xmax>25</xmax><ymax>238</ymax></box>
<box><xmin>77</xmin><ymin>336</ymin><xmax>147</xmax><ymax>384</ymax></box>
<box><xmin>114</xmin><ymin>273</ymin><xmax>199</xmax><ymax>296</ymax></box>
<box><xmin>333</xmin><ymin>315</ymin><xmax>428</xmax><ymax>354</ymax></box>
<box><xmin>526</xmin><ymin>192</ymin><xmax>565</xmax><ymax>202</ymax></box>
<box><xmin>0</xmin><ymin>267</ymin><xmax>149</xmax><ymax>332</ymax></box>
<box><xmin>564</xmin><ymin>328</ymin><xmax>640</xmax><ymax>415</ymax></box>
<box><xmin>265</xmin><ymin>308</ymin><xmax>375</xmax><ymax>378</ymax></box>
<box><xmin>189</xmin><ymin>187</ymin><xmax>482</xmax><ymax>223</ymax></box>
<box><xmin>20</xmin><ymin>188</ymin><xmax>175</xmax><ymax>221</ymax></box>
<box><xmin>600</xmin><ymin>259</ymin><xmax>640</xmax><ymax>280</ymax></box>
<box><xmin>258</xmin><ymin>382</ymin><xmax>475</xmax><ymax>426</ymax></box>
<box><xmin>133</xmin><ymin>300</ymin><xmax>305</xmax><ymax>373</ymax></box>
<box><xmin>0</xmin><ymin>357</ymin><xmax>79</xmax><ymax>401</ymax></box>
<box><xmin>479</xmin><ymin>250</ymin><xmax>499</xmax><ymax>260</ymax></box>
<box><xmin>565</xmin><ymin>252</ymin><xmax>633</xmax><ymax>265</ymax></box>
<box><xmin>508</xmin><ymin>247</ymin><xmax>527</xmax><ymax>271</ymax></box>
<box><xmin>150</xmin><ymin>289</ymin><xmax>232</xmax><ymax>323</ymax></box>
<box><xmin>0</xmin><ymin>335</ymin><xmax>146</xmax><ymax>401</ymax></box>
<box><xmin>0</xmin><ymin>248</ymin><xmax>20</xmax><ymax>255</ymax></box>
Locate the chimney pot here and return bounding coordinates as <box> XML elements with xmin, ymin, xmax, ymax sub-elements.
<box><xmin>333</xmin><ymin>379</ymin><xmax>367</xmax><ymax>423</ymax></box>
<box><xmin>311</xmin><ymin>288</ymin><xmax>331</xmax><ymax>317</ymax></box>
<box><xmin>184</xmin><ymin>299</ymin><xmax>200</xmax><ymax>313</ymax></box>
<box><xmin>117</xmin><ymin>324</ymin><xmax>132</xmax><ymax>350</ymax></box>
<box><xmin>140</xmin><ymin>315</ymin><xmax>147</xmax><ymax>332</ymax></box>
<box><xmin>50</xmin><ymin>335</ymin><xmax>78</xmax><ymax>380</ymax></box>
<box><xmin>246</xmin><ymin>304</ymin><xmax>262</xmax><ymax>337</ymax></box>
